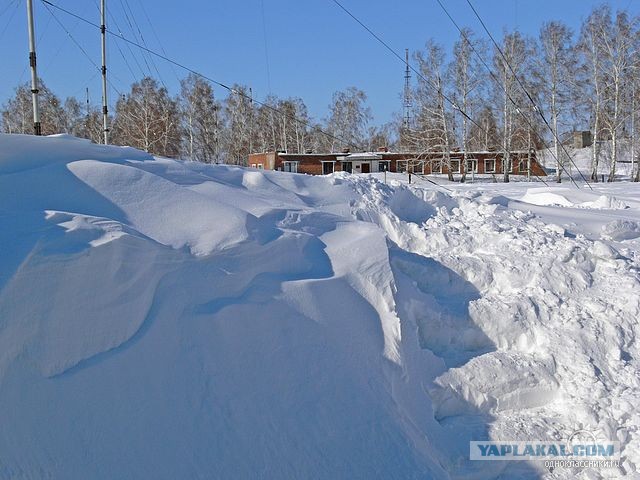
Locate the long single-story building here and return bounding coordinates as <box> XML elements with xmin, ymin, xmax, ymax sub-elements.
<box><xmin>248</xmin><ymin>148</ymin><xmax>547</xmax><ymax>177</ymax></box>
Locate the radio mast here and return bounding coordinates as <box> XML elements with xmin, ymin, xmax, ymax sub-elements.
<box><xmin>402</xmin><ymin>48</ymin><xmax>412</xmax><ymax>131</ymax></box>
<box><xmin>26</xmin><ymin>0</ymin><xmax>41</xmax><ymax>135</ymax></box>
<box><xmin>100</xmin><ymin>0</ymin><xmax>109</xmax><ymax>144</ymax></box>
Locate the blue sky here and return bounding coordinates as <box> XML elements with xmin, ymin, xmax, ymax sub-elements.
<box><xmin>0</xmin><ymin>0</ymin><xmax>638</xmax><ymax>125</ymax></box>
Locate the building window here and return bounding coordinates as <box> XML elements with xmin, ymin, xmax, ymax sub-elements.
<box><xmin>503</xmin><ymin>158</ymin><xmax>514</xmax><ymax>172</ymax></box>
<box><xmin>251</xmin><ymin>164</ymin><xmax>257</xmax><ymax>168</ymax></box>
<box><xmin>411</xmin><ymin>161</ymin><xmax>425</xmax><ymax>174</ymax></box>
<box><xmin>467</xmin><ymin>159</ymin><xmax>478</xmax><ymax>173</ymax></box>
<box><xmin>397</xmin><ymin>160</ymin><xmax>424</xmax><ymax>174</ymax></box>
<box><xmin>432</xmin><ymin>160</ymin><xmax>443</xmax><ymax>174</ymax></box>
<box><xmin>342</xmin><ymin>161</ymin><xmax>353</xmax><ymax>173</ymax></box>
<box><xmin>450</xmin><ymin>160</ymin><xmax>461</xmax><ymax>173</ymax></box>
<box><xmin>257</xmin><ymin>164</ymin><xmax>264</xmax><ymax>170</ymax></box>
<box><xmin>322</xmin><ymin>161</ymin><xmax>335</xmax><ymax>175</ymax></box>
<box><xmin>519</xmin><ymin>158</ymin><xmax>529</xmax><ymax>172</ymax></box>
<box><xmin>283</xmin><ymin>161</ymin><xmax>298</xmax><ymax>173</ymax></box>
<box><xmin>484</xmin><ymin>159</ymin><xmax>496</xmax><ymax>173</ymax></box>
<box><xmin>378</xmin><ymin>161</ymin><xmax>390</xmax><ymax>172</ymax></box>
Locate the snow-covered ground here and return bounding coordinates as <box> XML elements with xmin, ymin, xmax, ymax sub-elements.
<box><xmin>1</xmin><ymin>134</ymin><xmax>639</xmax><ymax>479</ymax></box>
<box><xmin>538</xmin><ymin>141</ymin><xmax>637</xmax><ymax>181</ymax></box>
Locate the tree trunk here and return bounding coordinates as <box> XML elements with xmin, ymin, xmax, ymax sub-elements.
<box><xmin>552</xmin><ymin>90</ymin><xmax>561</xmax><ymax>183</ymax></box>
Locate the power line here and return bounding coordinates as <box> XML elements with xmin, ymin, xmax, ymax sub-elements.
<box><xmin>260</xmin><ymin>0</ymin><xmax>272</xmax><ymax>93</ymax></box>
<box><xmin>41</xmin><ymin>1</ymin><xmax>122</xmax><ymax>97</ymax></box>
<box><xmin>91</xmin><ymin>0</ymin><xmax>136</xmax><ymax>82</ymax></box>
<box><xmin>433</xmin><ymin>0</ymin><xmax>568</xmax><ymax>188</ymax></box>
<box><xmin>413</xmin><ymin>172</ymin><xmax>454</xmax><ymax>192</ymax></box>
<box><xmin>105</xmin><ymin>2</ymin><xmax>147</xmax><ymax>78</ymax></box>
<box><xmin>133</xmin><ymin>0</ymin><xmax>181</xmax><ymax>83</ymax></box>
<box><xmin>329</xmin><ymin>0</ymin><xmax>549</xmax><ymax>185</ymax></box>
<box><xmin>0</xmin><ymin>0</ymin><xmax>19</xmax><ymax>42</ymax></box>
<box><xmin>119</xmin><ymin>0</ymin><xmax>166</xmax><ymax>88</ymax></box>
<box><xmin>117</xmin><ymin>0</ymin><xmax>152</xmax><ymax>78</ymax></box>
<box><xmin>463</xmin><ymin>0</ymin><xmax>592</xmax><ymax>189</ymax></box>
<box><xmin>330</xmin><ymin>0</ymin><xmax>474</xmax><ymax>121</ymax></box>
<box><xmin>39</xmin><ymin>0</ymin><xmax>364</xmax><ymax>151</ymax></box>
<box><xmin>0</xmin><ymin>0</ymin><xmax>18</xmax><ymax>19</ymax></box>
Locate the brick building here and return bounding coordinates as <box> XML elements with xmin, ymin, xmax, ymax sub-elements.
<box><xmin>248</xmin><ymin>148</ymin><xmax>547</xmax><ymax>177</ymax></box>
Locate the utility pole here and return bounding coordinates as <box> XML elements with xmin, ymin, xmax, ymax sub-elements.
<box><xmin>26</xmin><ymin>0</ymin><xmax>41</xmax><ymax>135</ymax></box>
<box><xmin>100</xmin><ymin>0</ymin><xmax>109</xmax><ymax>144</ymax></box>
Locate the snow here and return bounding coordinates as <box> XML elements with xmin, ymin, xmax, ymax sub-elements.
<box><xmin>1</xmin><ymin>133</ymin><xmax>640</xmax><ymax>479</ymax></box>
<box><xmin>520</xmin><ymin>188</ymin><xmax>630</xmax><ymax>210</ymax></box>
<box><xmin>537</xmin><ymin>141</ymin><xmax>637</xmax><ymax>180</ymax></box>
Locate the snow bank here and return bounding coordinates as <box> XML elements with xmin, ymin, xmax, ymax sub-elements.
<box><xmin>521</xmin><ymin>187</ymin><xmax>629</xmax><ymax>210</ymax></box>
<box><xmin>1</xmin><ymin>134</ymin><xmax>640</xmax><ymax>479</ymax></box>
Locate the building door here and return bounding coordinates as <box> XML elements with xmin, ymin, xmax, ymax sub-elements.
<box><xmin>322</xmin><ymin>162</ymin><xmax>334</xmax><ymax>175</ymax></box>
<box><xmin>342</xmin><ymin>161</ymin><xmax>352</xmax><ymax>173</ymax></box>
<box><xmin>361</xmin><ymin>163</ymin><xmax>370</xmax><ymax>173</ymax></box>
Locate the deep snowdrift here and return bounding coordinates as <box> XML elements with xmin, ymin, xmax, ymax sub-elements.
<box><xmin>1</xmin><ymin>134</ymin><xmax>639</xmax><ymax>479</ymax></box>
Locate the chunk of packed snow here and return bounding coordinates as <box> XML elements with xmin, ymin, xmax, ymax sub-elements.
<box><xmin>520</xmin><ymin>190</ymin><xmax>574</xmax><ymax>207</ymax></box>
<box><xmin>602</xmin><ymin>219</ymin><xmax>640</xmax><ymax>241</ymax></box>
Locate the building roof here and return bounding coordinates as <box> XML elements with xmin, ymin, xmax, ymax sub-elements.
<box><xmin>344</xmin><ymin>152</ymin><xmax>382</xmax><ymax>160</ymax></box>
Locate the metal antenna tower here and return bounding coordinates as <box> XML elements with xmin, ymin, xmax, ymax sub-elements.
<box><xmin>402</xmin><ymin>48</ymin><xmax>412</xmax><ymax>131</ymax></box>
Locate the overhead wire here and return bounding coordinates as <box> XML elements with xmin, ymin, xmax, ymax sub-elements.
<box><xmin>40</xmin><ymin>0</ymin><xmax>365</xmax><ymax>151</ymax></box>
<box><xmin>463</xmin><ymin>0</ymin><xmax>592</xmax><ymax>189</ymax></box>
<box><xmin>0</xmin><ymin>0</ymin><xmax>19</xmax><ymax>42</ymax></box>
<box><xmin>41</xmin><ymin>1</ymin><xmax>122</xmax><ymax>97</ymax></box>
<box><xmin>330</xmin><ymin>0</ymin><xmax>549</xmax><ymax>185</ymax></box>
<box><xmin>105</xmin><ymin>2</ymin><xmax>147</xmax><ymax>78</ymax></box>
<box><xmin>133</xmin><ymin>0</ymin><xmax>181</xmax><ymax>83</ymax></box>
<box><xmin>260</xmin><ymin>0</ymin><xmax>272</xmax><ymax>93</ymax></box>
<box><xmin>433</xmin><ymin>0</ymin><xmax>559</xmax><ymax>187</ymax></box>
<box><xmin>91</xmin><ymin>0</ymin><xmax>137</xmax><ymax>83</ymax></box>
<box><xmin>413</xmin><ymin>172</ymin><xmax>454</xmax><ymax>192</ymax></box>
<box><xmin>117</xmin><ymin>0</ymin><xmax>153</xmax><ymax>77</ymax></box>
<box><xmin>120</xmin><ymin>0</ymin><xmax>167</xmax><ymax>88</ymax></box>
<box><xmin>0</xmin><ymin>0</ymin><xmax>18</xmax><ymax>19</ymax></box>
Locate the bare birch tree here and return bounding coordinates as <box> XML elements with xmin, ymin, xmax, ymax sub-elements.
<box><xmin>538</xmin><ymin>21</ymin><xmax>576</xmax><ymax>182</ymax></box>
<box><xmin>180</xmin><ymin>74</ymin><xmax>221</xmax><ymax>163</ymax></box>
<box><xmin>222</xmin><ymin>85</ymin><xmax>254</xmax><ymax>165</ymax></box>
<box><xmin>112</xmin><ymin>77</ymin><xmax>181</xmax><ymax>157</ymax></box>
<box><xmin>451</xmin><ymin>28</ymin><xmax>485</xmax><ymax>182</ymax></box>
<box><xmin>598</xmin><ymin>10</ymin><xmax>638</xmax><ymax>181</ymax></box>
<box><xmin>324</xmin><ymin>87</ymin><xmax>371</xmax><ymax>152</ymax></box>
<box><xmin>411</xmin><ymin>40</ymin><xmax>454</xmax><ymax>179</ymax></box>
<box><xmin>493</xmin><ymin>31</ymin><xmax>529</xmax><ymax>182</ymax></box>
<box><xmin>1</xmin><ymin>81</ymin><xmax>65</xmax><ymax>135</ymax></box>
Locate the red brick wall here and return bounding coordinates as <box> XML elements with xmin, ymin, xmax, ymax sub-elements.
<box><xmin>381</xmin><ymin>152</ymin><xmax>546</xmax><ymax>176</ymax></box>
<box><xmin>247</xmin><ymin>151</ymin><xmax>546</xmax><ymax>176</ymax></box>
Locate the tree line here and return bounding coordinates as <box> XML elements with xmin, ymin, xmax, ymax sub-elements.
<box><xmin>2</xmin><ymin>4</ymin><xmax>638</xmax><ymax>182</ymax></box>
<box><xmin>406</xmin><ymin>4</ymin><xmax>640</xmax><ymax>182</ymax></box>
<box><xmin>0</xmin><ymin>74</ymin><xmax>381</xmax><ymax>165</ymax></box>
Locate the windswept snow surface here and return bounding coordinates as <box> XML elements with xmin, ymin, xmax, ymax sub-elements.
<box><xmin>1</xmin><ymin>134</ymin><xmax>640</xmax><ymax>479</ymax></box>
